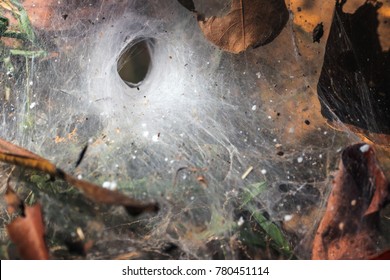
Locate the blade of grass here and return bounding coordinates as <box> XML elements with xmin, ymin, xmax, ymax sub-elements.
<box><xmin>10</xmin><ymin>49</ymin><xmax>46</xmax><ymax>58</ymax></box>
<box><xmin>240</xmin><ymin>181</ymin><xmax>293</xmax><ymax>257</ymax></box>
<box><xmin>3</xmin><ymin>31</ymin><xmax>29</xmax><ymax>41</ymax></box>
<box><xmin>240</xmin><ymin>181</ymin><xmax>266</xmax><ymax>207</ymax></box>
<box><xmin>10</xmin><ymin>0</ymin><xmax>35</xmax><ymax>43</ymax></box>
<box><xmin>247</xmin><ymin>204</ymin><xmax>291</xmax><ymax>255</ymax></box>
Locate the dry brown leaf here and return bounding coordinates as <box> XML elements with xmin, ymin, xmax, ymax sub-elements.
<box><xmin>317</xmin><ymin>1</ymin><xmax>390</xmax><ymax>140</ymax></box>
<box><xmin>312</xmin><ymin>143</ymin><xmax>390</xmax><ymax>259</ymax></box>
<box><xmin>0</xmin><ymin>137</ymin><xmax>159</xmax><ymax>216</ymax></box>
<box><xmin>5</xmin><ymin>186</ymin><xmax>49</xmax><ymax>259</ymax></box>
<box><xmin>0</xmin><ymin>138</ymin><xmax>57</xmax><ymax>175</ymax></box>
<box><xmin>7</xmin><ymin>205</ymin><xmax>49</xmax><ymax>259</ymax></box>
<box><xmin>62</xmin><ymin>172</ymin><xmax>159</xmax><ymax>215</ymax></box>
<box><xmin>197</xmin><ymin>0</ymin><xmax>288</xmax><ymax>53</ymax></box>
<box><xmin>4</xmin><ymin>183</ymin><xmax>23</xmax><ymax>215</ymax></box>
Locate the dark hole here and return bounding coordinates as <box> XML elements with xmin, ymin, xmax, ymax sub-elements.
<box><xmin>117</xmin><ymin>38</ymin><xmax>154</xmax><ymax>88</ymax></box>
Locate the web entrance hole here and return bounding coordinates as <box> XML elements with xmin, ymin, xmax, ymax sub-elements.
<box><xmin>117</xmin><ymin>38</ymin><xmax>155</xmax><ymax>88</ymax></box>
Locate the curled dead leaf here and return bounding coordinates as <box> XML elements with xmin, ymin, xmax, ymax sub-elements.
<box><xmin>196</xmin><ymin>0</ymin><xmax>289</xmax><ymax>53</ymax></box>
<box><xmin>317</xmin><ymin>1</ymin><xmax>390</xmax><ymax>138</ymax></box>
<box><xmin>0</xmin><ymin>138</ymin><xmax>57</xmax><ymax>175</ymax></box>
<box><xmin>312</xmin><ymin>143</ymin><xmax>390</xmax><ymax>259</ymax></box>
<box><xmin>0</xmin><ymin>137</ymin><xmax>159</xmax><ymax>216</ymax></box>
<box><xmin>4</xmin><ymin>181</ymin><xmax>23</xmax><ymax>215</ymax></box>
<box><xmin>5</xmin><ymin>185</ymin><xmax>49</xmax><ymax>260</ymax></box>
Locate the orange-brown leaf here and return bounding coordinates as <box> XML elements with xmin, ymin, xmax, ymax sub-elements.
<box><xmin>4</xmin><ymin>184</ymin><xmax>23</xmax><ymax>215</ymax></box>
<box><xmin>63</xmin><ymin>172</ymin><xmax>159</xmax><ymax>215</ymax></box>
<box><xmin>0</xmin><ymin>137</ymin><xmax>158</xmax><ymax>216</ymax></box>
<box><xmin>312</xmin><ymin>143</ymin><xmax>390</xmax><ymax>259</ymax></box>
<box><xmin>0</xmin><ymin>138</ymin><xmax>48</xmax><ymax>160</ymax></box>
<box><xmin>198</xmin><ymin>0</ymin><xmax>288</xmax><ymax>53</ymax></box>
<box><xmin>7</xmin><ymin>203</ymin><xmax>49</xmax><ymax>259</ymax></box>
<box><xmin>0</xmin><ymin>138</ymin><xmax>57</xmax><ymax>175</ymax></box>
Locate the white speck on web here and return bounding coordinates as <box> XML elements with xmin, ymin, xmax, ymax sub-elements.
<box><xmin>102</xmin><ymin>181</ymin><xmax>117</xmax><ymax>190</ymax></box>
<box><xmin>29</xmin><ymin>102</ymin><xmax>37</xmax><ymax>109</ymax></box>
<box><xmin>237</xmin><ymin>216</ymin><xmax>245</xmax><ymax>226</ymax></box>
<box><xmin>359</xmin><ymin>144</ymin><xmax>370</xmax><ymax>153</ymax></box>
<box><xmin>297</xmin><ymin>157</ymin><xmax>303</xmax><ymax>163</ymax></box>
<box><xmin>284</xmin><ymin>214</ymin><xmax>293</xmax><ymax>222</ymax></box>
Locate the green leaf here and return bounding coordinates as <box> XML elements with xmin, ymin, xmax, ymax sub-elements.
<box><xmin>0</xmin><ymin>16</ymin><xmax>9</xmax><ymax>36</ymax></box>
<box><xmin>10</xmin><ymin>49</ymin><xmax>46</xmax><ymax>58</ymax></box>
<box><xmin>2</xmin><ymin>31</ymin><xmax>28</xmax><ymax>40</ymax></box>
<box><xmin>240</xmin><ymin>181</ymin><xmax>266</xmax><ymax>207</ymax></box>
<box><xmin>248</xmin><ymin>205</ymin><xmax>291</xmax><ymax>254</ymax></box>
<box><xmin>10</xmin><ymin>0</ymin><xmax>35</xmax><ymax>43</ymax></box>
